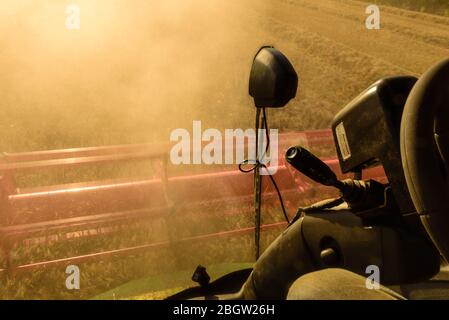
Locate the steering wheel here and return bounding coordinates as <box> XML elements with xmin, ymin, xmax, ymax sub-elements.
<box><xmin>401</xmin><ymin>58</ymin><xmax>449</xmax><ymax>260</ymax></box>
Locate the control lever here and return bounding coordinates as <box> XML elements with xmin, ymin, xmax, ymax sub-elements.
<box><xmin>286</xmin><ymin>146</ymin><xmax>385</xmax><ymax>212</ymax></box>
<box><xmin>285</xmin><ymin>146</ymin><xmax>341</xmax><ymax>187</ymax></box>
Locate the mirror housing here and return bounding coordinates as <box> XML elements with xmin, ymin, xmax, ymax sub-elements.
<box><xmin>249</xmin><ymin>46</ymin><xmax>298</xmax><ymax>108</ymax></box>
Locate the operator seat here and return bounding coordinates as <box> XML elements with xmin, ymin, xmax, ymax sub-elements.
<box><xmin>395</xmin><ymin>57</ymin><xmax>449</xmax><ymax>300</ymax></box>
<box><xmin>287</xmin><ymin>269</ymin><xmax>404</xmax><ymax>300</ymax></box>
<box><xmin>287</xmin><ymin>266</ymin><xmax>449</xmax><ymax>300</ymax></box>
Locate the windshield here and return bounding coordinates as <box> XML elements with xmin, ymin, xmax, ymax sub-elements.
<box><xmin>0</xmin><ymin>0</ymin><xmax>448</xmax><ymax>300</ymax></box>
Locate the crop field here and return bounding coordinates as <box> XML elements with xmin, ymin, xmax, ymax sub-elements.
<box><xmin>0</xmin><ymin>0</ymin><xmax>448</xmax><ymax>299</ymax></box>
<box><xmin>361</xmin><ymin>0</ymin><xmax>449</xmax><ymax>16</ymax></box>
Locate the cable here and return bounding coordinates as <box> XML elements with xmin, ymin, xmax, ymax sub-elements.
<box><xmin>254</xmin><ymin>108</ymin><xmax>262</xmax><ymax>260</ymax></box>
<box><xmin>261</xmin><ymin>163</ymin><xmax>290</xmax><ymax>224</ymax></box>
<box><xmin>238</xmin><ymin>108</ymin><xmax>290</xmax><ymax>224</ymax></box>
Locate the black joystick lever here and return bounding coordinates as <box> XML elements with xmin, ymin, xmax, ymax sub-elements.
<box><xmin>286</xmin><ymin>146</ymin><xmax>386</xmax><ymax>212</ymax></box>
<box><xmin>286</xmin><ymin>146</ymin><xmax>342</xmax><ymax>188</ymax></box>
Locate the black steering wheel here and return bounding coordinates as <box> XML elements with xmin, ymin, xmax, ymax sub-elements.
<box><xmin>401</xmin><ymin>58</ymin><xmax>449</xmax><ymax>260</ymax></box>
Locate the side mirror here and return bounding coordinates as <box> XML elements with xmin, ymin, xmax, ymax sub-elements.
<box><xmin>249</xmin><ymin>46</ymin><xmax>298</xmax><ymax>108</ymax></box>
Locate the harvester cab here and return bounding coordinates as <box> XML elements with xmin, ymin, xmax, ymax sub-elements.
<box><xmin>169</xmin><ymin>48</ymin><xmax>449</xmax><ymax>300</ymax></box>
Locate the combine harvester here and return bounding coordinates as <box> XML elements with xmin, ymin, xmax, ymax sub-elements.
<box><xmin>0</xmin><ymin>129</ymin><xmax>385</xmax><ymax>276</ymax></box>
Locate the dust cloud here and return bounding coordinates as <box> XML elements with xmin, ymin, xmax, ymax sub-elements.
<box><xmin>0</xmin><ymin>0</ymin><xmax>268</xmax><ymax>152</ymax></box>
<box><xmin>2</xmin><ymin>0</ymin><xmax>449</xmax><ymax>154</ymax></box>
